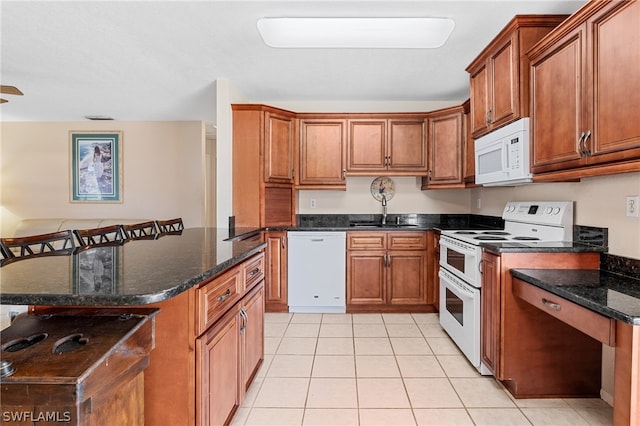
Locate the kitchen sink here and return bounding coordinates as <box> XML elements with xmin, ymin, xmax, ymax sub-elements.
<box><xmin>349</xmin><ymin>222</ymin><xmax>418</xmax><ymax>228</ymax></box>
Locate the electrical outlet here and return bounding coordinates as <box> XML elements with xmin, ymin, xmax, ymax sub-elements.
<box><xmin>310</xmin><ymin>199</ymin><xmax>317</xmax><ymax>209</ymax></box>
<box><xmin>477</xmin><ymin>198</ymin><xmax>482</xmax><ymax>209</ymax></box>
<box><xmin>626</xmin><ymin>196</ymin><xmax>639</xmax><ymax>217</ymax></box>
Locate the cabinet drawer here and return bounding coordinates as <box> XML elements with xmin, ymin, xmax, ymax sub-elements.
<box><xmin>198</xmin><ymin>267</ymin><xmax>241</xmax><ymax>335</ymax></box>
<box><xmin>348</xmin><ymin>233</ymin><xmax>386</xmax><ymax>250</ymax></box>
<box><xmin>388</xmin><ymin>232</ymin><xmax>427</xmax><ymax>250</ymax></box>
<box><xmin>512</xmin><ymin>278</ymin><xmax>615</xmax><ymax>345</ymax></box>
<box><xmin>243</xmin><ymin>253</ymin><xmax>265</xmax><ymax>291</ymax></box>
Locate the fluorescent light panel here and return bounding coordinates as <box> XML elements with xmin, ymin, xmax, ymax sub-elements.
<box><xmin>257</xmin><ymin>17</ymin><xmax>455</xmax><ymax>49</ymax></box>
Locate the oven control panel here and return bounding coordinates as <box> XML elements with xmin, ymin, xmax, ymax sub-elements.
<box><xmin>502</xmin><ymin>201</ymin><xmax>573</xmax><ymax>227</ymax></box>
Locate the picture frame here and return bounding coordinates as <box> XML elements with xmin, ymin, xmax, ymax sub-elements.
<box><xmin>70</xmin><ymin>131</ymin><xmax>122</xmax><ymax>202</ymax></box>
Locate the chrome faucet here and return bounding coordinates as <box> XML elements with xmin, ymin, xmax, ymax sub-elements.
<box><xmin>381</xmin><ymin>196</ymin><xmax>387</xmax><ymax>225</ymax></box>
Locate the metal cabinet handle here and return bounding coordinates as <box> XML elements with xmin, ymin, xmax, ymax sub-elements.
<box><xmin>542</xmin><ymin>298</ymin><xmax>561</xmax><ymax>311</ymax></box>
<box><xmin>342</xmin><ymin>169</ymin><xmax>346</xmax><ymax>180</ymax></box>
<box><xmin>577</xmin><ymin>132</ymin><xmax>586</xmax><ymax>157</ymax></box>
<box><xmin>249</xmin><ymin>268</ymin><xmax>260</xmax><ymax>277</ymax></box>
<box><xmin>583</xmin><ymin>130</ymin><xmax>592</xmax><ymax>156</ymax></box>
<box><xmin>486</xmin><ymin>110</ymin><xmax>492</xmax><ymax>125</ymax></box>
<box><xmin>281</xmin><ymin>236</ymin><xmax>285</xmax><ymax>250</ymax></box>
<box><xmin>239</xmin><ymin>308</ymin><xmax>247</xmax><ymax>333</ymax></box>
<box><xmin>217</xmin><ymin>289</ymin><xmax>232</xmax><ymax>302</ymax></box>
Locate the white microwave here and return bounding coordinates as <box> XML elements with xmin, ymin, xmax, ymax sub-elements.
<box><xmin>474</xmin><ymin>118</ymin><xmax>532</xmax><ymax>186</ymax></box>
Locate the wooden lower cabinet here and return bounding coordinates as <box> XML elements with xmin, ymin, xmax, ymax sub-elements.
<box><xmin>264</xmin><ymin>231</ymin><xmax>288</xmax><ymax>312</ymax></box>
<box><xmin>197</xmin><ymin>283</ymin><xmax>264</xmax><ymax>426</ymax></box>
<box><xmin>197</xmin><ymin>304</ymin><xmax>241</xmax><ymax>426</ymax></box>
<box><xmin>241</xmin><ymin>285</ymin><xmax>265</xmax><ymax>395</ymax></box>
<box><xmin>481</xmin><ymin>251</ymin><xmax>603</xmax><ymax>397</ymax></box>
<box><xmin>346</xmin><ymin>231</ymin><xmax>436</xmax><ymax>313</ymax></box>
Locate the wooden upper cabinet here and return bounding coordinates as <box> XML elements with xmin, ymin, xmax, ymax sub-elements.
<box><xmin>264</xmin><ymin>112</ymin><xmax>295</xmax><ymax>183</ymax></box>
<box><xmin>347</xmin><ymin>116</ymin><xmax>427</xmax><ymax>175</ymax></box>
<box><xmin>232</xmin><ymin>104</ymin><xmax>296</xmax><ymax>228</ymax></box>
<box><xmin>347</xmin><ymin>119</ymin><xmax>387</xmax><ymax>172</ymax></box>
<box><xmin>467</xmin><ymin>15</ymin><xmax>569</xmax><ymax>139</ymax></box>
<box><xmin>529</xmin><ymin>0</ymin><xmax>640</xmax><ymax>176</ymax></box>
<box><xmin>298</xmin><ymin>118</ymin><xmax>347</xmax><ymax>189</ymax></box>
<box><xmin>462</xmin><ymin>99</ymin><xmax>476</xmax><ymax>184</ymax></box>
<box><xmin>387</xmin><ymin>119</ymin><xmax>427</xmax><ymax>171</ymax></box>
<box><xmin>423</xmin><ymin>105</ymin><xmax>465</xmax><ymax>189</ymax></box>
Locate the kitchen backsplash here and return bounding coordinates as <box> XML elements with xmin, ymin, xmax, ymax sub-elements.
<box><xmin>601</xmin><ymin>253</ymin><xmax>640</xmax><ymax>277</ymax></box>
<box><xmin>297</xmin><ymin>213</ymin><xmax>504</xmax><ymax>229</ymax></box>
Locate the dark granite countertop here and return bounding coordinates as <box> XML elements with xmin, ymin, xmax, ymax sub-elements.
<box><xmin>510</xmin><ymin>268</ymin><xmax>640</xmax><ymax>325</ymax></box>
<box><xmin>0</xmin><ymin>228</ymin><xmax>266</xmax><ymax>306</ymax></box>
<box><xmin>482</xmin><ymin>241</ymin><xmax>608</xmax><ymax>254</ymax></box>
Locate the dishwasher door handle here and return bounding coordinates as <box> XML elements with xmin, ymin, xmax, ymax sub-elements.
<box><xmin>310</xmin><ymin>239</ymin><xmax>325</xmax><ymax>242</ymax></box>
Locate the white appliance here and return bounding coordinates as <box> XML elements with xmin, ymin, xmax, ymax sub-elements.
<box><xmin>439</xmin><ymin>201</ymin><xmax>573</xmax><ymax>375</ymax></box>
<box><xmin>287</xmin><ymin>231</ymin><xmax>346</xmax><ymax>313</ymax></box>
<box><xmin>475</xmin><ymin>118</ymin><xmax>532</xmax><ymax>186</ymax></box>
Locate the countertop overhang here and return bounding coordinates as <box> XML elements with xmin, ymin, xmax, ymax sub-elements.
<box><xmin>0</xmin><ymin>228</ymin><xmax>266</xmax><ymax>306</ymax></box>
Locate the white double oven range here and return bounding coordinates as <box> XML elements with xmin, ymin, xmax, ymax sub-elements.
<box><xmin>438</xmin><ymin>201</ymin><xmax>574</xmax><ymax>375</ymax></box>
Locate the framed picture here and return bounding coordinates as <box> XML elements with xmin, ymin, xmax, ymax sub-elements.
<box><xmin>70</xmin><ymin>131</ymin><xmax>122</xmax><ymax>202</ymax></box>
<box><xmin>73</xmin><ymin>246</ymin><xmax>122</xmax><ymax>295</ymax></box>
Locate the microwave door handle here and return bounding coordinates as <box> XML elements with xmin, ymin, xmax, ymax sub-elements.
<box><xmin>502</xmin><ymin>139</ymin><xmax>509</xmax><ymax>171</ymax></box>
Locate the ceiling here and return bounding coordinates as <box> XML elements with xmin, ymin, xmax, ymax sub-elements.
<box><xmin>1</xmin><ymin>1</ymin><xmax>587</xmax><ymax>122</ymax></box>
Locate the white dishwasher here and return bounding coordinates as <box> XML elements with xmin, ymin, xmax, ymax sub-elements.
<box><xmin>287</xmin><ymin>231</ymin><xmax>346</xmax><ymax>313</ymax></box>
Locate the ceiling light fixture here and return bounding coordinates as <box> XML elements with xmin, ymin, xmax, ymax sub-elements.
<box><xmin>257</xmin><ymin>17</ymin><xmax>455</xmax><ymax>49</ymax></box>
<box><xmin>84</xmin><ymin>115</ymin><xmax>114</xmax><ymax>120</ymax></box>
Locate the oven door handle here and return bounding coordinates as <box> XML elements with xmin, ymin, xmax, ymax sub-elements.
<box><xmin>439</xmin><ymin>270</ymin><xmax>475</xmax><ymax>297</ymax></box>
<box><xmin>440</xmin><ymin>238</ymin><xmax>478</xmax><ymax>256</ymax></box>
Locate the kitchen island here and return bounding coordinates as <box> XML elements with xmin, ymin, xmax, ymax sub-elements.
<box><xmin>1</xmin><ymin>227</ymin><xmax>267</xmax><ymax>426</ymax></box>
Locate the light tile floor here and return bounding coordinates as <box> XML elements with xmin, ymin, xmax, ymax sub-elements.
<box><xmin>232</xmin><ymin>312</ymin><xmax>613</xmax><ymax>426</ymax></box>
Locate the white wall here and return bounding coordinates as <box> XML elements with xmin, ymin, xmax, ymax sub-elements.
<box><xmin>0</xmin><ymin>121</ymin><xmax>205</xmax><ymax>235</ymax></box>
<box><xmin>216</xmin><ymin>79</ymin><xmax>248</xmax><ymax>227</ymax></box>
<box><xmin>298</xmin><ymin>177</ymin><xmax>471</xmax><ymax>215</ymax></box>
<box><xmin>470</xmin><ymin>172</ymin><xmax>640</xmax><ymax>259</ymax></box>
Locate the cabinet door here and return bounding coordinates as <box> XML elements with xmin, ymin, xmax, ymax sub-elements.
<box><xmin>387</xmin><ymin>119</ymin><xmax>427</xmax><ymax>172</ymax></box>
<box><xmin>347</xmin><ymin>251</ymin><xmax>386</xmax><ymax>305</ymax></box>
<box><xmin>426</xmin><ymin>108</ymin><xmax>464</xmax><ymax>187</ymax></box>
<box><xmin>197</xmin><ymin>306</ymin><xmax>240</xmax><ymax>426</ymax></box>
<box><xmin>347</xmin><ymin>119</ymin><xmax>387</xmax><ymax>172</ymax></box>
<box><xmin>264</xmin><ymin>185</ymin><xmax>295</xmax><ymax>227</ymax></box>
<box><xmin>264</xmin><ymin>112</ymin><xmax>294</xmax><ymax>183</ymax></box>
<box><xmin>265</xmin><ymin>232</ymin><xmax>288</xmax><ymax>312</ymax></box>
<box><xmin>530</xmin><ymin>24</ymin><xmax>587</xmax><ymax>173</ymax></box>
<box><xmin>588</xmin><ymin>0</ymin><xmax>640</xmax><ymax>163</ymax></box>
<box><xmin>387</xmin><ymin>250</ymin><xmax>428</xmax><ymax>305</ymax></box>
<box><xmin>427</xmin><ymin>232</ymin><xmax>440</xmax><ymax>307</ymax></box>
<box><xmin>298</xmin><ymin>119</ymin><xmax>347</xmax><ymax>188</ymax></box>
<box><xmin>490</xmin><ymin>34</ymin><xmax>518</xmax><ymax>128</ymax></box>
<box><xmin>241</xmin><ymin>284</ymin><xmax>264</xmax><ymax>396</ymax></box>
<box><xmin>469</xmin><ymin>63</ymin><xmax>490</xmax><ymax>137</ymax></box>
<box><xmin>462</xmin><ymin>100</ymin><xmax>475</xmax><ymax>184</ymax></box>
<box><xmin>481</xmin><ymin>252</ymin><xmax>501</xmax><ymax>377</ymax></box>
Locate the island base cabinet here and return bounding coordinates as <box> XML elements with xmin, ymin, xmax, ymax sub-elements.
<box><xmin>196</xmin><ymin>283</ymin><xmax>265</xmax><ymax>426</ymax></box>
<box><xmin>197</xmin><ymin>304</ymin><xmax>241</xmax><ymax>426</ymax></box>
<box><xmin>241</xmin><ymin>285</ymin><xmax>265</xmax><ymax>395</ymax></box>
